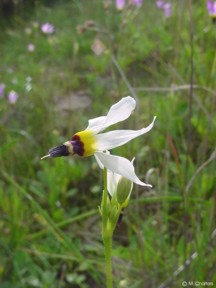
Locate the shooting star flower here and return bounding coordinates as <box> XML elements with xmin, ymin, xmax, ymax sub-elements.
<box><xmin>8</xmin><ymin>90</ymin><xmax>18</xmax><ymax>104</ymax></box>
<box><xmin>156</xmin><ymin>0</ymin><xmax>171</xmax><ymax>18</ymax></box>
<box><xmin>41</xmin><ymin>96</ymin><xmax>156</xmax><ymax>187</ymax></box>
<box><xmin>116</xmin><ymin>0</ymin><xmax>126</xmax><ymax>10</ymax></box>
<box><xmin>41</xmin><ymin>22</ymin><xmax>54</xmax><ymax>34</ymax></box>
<box><xmin>27</xmin><ymin>43</ymin><xmax>35</xmax><ymax>52</ymax></box>
<box><xmin>207</xmin><ymin>0</ymin><xmax>216</xmax><ymax>19</ymax></box>
<box><xmin>130</xmin><ymin>0</ymin><xmax>143</xmax><ymax>7</ymax></box>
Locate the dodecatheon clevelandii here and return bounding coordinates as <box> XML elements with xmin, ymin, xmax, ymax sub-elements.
<box><xmin>41</xmin><ymin>96</ymin><xmax>156</xmax><ymax>188</ymax></box>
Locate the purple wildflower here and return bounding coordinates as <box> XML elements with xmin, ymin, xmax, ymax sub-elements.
<box><xmin>163</xmin><ymin>3</ymin><xmax>171</xmax><ymax>18</ymax></box>
<box><xmin>41</xmin><ymin>22</ymin><xmax>54</xmax><ymax>34</ymax></box>
<box><xmin>207</xmin><ymin>0</ymin><xmax>216</xmax><ymax>16</ymax></box>
<box><xmin>0</xmin><ymin>84</ymin><xmax>5</xmax><ymax>98</ymax></box>
<box><xmin>27</xmin><ymin>43</ymin><xmax>35</xmax><ymax>52</ymax></box>
<box><xmin>156</xmin><ymin>0</ymin><xmax>171</xmax><ymax>18</ymax></box>
<box><xmin>116</xmin><ymin>0</ymin><xmax>125</xmax><ymax>10</ymax></box>
<box><xmin>156</xmin><ymin>0</ymin><xmax>164</xmax><ymax>8</ymax></box>
<box><xmin>8</xmin><ymin>90</ymin><xmax>18</xmax><ymax>104</ymax></box>
<box><xmin>130</xmin><ymin>0</ymin><xmax>143</xmax><ymax>7</ymax></box>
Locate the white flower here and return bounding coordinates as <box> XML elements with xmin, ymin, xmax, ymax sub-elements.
<box><xmin>41</xmin><ymin>96</ymin><xmax>156</xmax><ymax>187</ymax></box>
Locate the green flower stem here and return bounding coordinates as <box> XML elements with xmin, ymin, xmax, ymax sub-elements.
<box><xmin>102</xmin><ymin>168</ymin><xmax>108</xmax><ymax>225</ymax></box>
<box><xmin>103</xmin><ymin>232</ymin><xmax>113</xmax><ymax>288</ymax></box>
<box><xmin>102</xmin><ymin>168</ymin><xmax>113</xmax><ymax>288</ymax></box>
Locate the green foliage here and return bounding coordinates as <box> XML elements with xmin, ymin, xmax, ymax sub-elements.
<box><xmin>0</xmin><ymin>0</ymin><xmax>216</xmax><ymax>287</ymax></box>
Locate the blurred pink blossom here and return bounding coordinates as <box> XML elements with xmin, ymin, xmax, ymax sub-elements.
<box><xmin>41</xmin><ymin>22</ymin><xmax>54</xmax><ymax>34</ymax></box>
<box><xmin>0</xmin><ymin>83</ymin><xmax>5</xmax><ymax>97</ymax></box>
<box><xmin>207</xmin><ymin>0</ymin><xmax>216</xmax><ymax>16</ymax></box>
<box><xmin>116</xmin><ymin>0</ymin><xmax>125</xmax><ymax>10</ymax></box>
<box><xmin>156</xmin><ymin>0</ymin><xmax>164</xmax><ymax>8</ymax></box>
<box><xmin>8</xmin><ymin>90</ymin><xmax>18</xmax><ymax>104</ymax></box>
<box><xmin>115</xmin><ymin>0</ymin><xmax>143</xmax><ymax>10</ymax></box>
<box><xmin>27</xmin><ymin>43</ymin><xmax>35</xmax><ymax>52</ymax></box>
<box><xmin>156</xmin><ymin>0</ymin><xmax>171</xmax><ymax>18</ymax></box>
<box><xmin>163</xmin><ymin>3</ymin><xmax>171</xmax><ymax>18</ymax></box>
<box><xmin>130</xmin><ymin>0</ymin><xmax>143</xmax><ymax>7</ymax></box>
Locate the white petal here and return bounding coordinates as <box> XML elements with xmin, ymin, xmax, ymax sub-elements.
<box><xmin>95</xmin><ymin>152</ymin><xmax>152</xmax><ymax>187</ymax></box>
<box><xmin>107</xmin><ymin>170</ymin><xmax>121</xmax><ymax>197</ymax></box>
<box><xmin>95</xmin><ymin>153</ymin><xmax>122</xmax><ymax>196</ymax></box>
<box><xmin>85</xmin><ymin>116</ymin><xmax>106</xmax><ymax>133</ymax></box>
<box><xmin>94</xmin><ymin>153</ymin><xmax>104</xmax><ymax>169</ymax></box>
<box><xmin>107</xmin><ymin>158</ymin><xmax>135</xmax><ymax>197</ymax></box>
<box><xmin>96</xmin><ymin>154</ymin><xmax>135</xmax><ymax>196</ymax></box>
<box><xmin>86</xmin><ymin>96</ymin><xmax>136</xmax><ymax>134</ymax></box>
<box><xmin>94</xmin><ymin>150</ymin><xmax>110</xmax><ymax>169</ymax></box>
<box><xmin>95</xmin><ymin>116</ymin><xmax>156</xmax><ymax>151</ymax></box>
<box><xmin>95</xmin><ymin>151</ymin><xmax>121</xmax><ymax>196</ymax></box>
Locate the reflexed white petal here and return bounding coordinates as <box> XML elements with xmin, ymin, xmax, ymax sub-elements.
<box><xmin>94</xmin><ymin>153</ymin><xmax>104</xmax><ymax>169</ymax></box>
<box><xmin>95</xmin><ymin>153</ymin><xmax>122</xmax><ymax>196</ymax></box>
<box><xmin>94</xmin><ymin>150</ymin><xmax>110</xmax><ymax>169</ymax></box>
<box><xmin>107</xmin><ymin>171</ymin><xmax>121</xmax><ymax>196</ymax></box>
<box><xmin>95</xmin><ymin>152</ymin><xmax>152</xmax><ymax>187</ymax></box>
<box><xmin>86</xmin><ymin>96</ymin><xmax>136</xmax><ymax>134</ymax></box>
<box><xmin>95</xmin><ymin>116</ymin><xmax>156</xmax><ymax>151</ymax></box>
<box><xmin>97</xmin><ymin>155</ymin><xmax>135</xmax><ymax>196</ymax></box>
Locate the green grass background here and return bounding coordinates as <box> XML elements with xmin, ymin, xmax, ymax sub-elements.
<box><xmin>0</xmin><ymin>0</ymin><xmax>215</xmax><ymax>287</ymax></box>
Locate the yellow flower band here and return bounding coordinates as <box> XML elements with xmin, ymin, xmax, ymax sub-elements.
<box><xmin>49</xmin><ymin>130</ymin><xmax>96</xmax><ymax>157</ymax></box>
<box><xmin>71</xmin><ymin>130</ymin><xmax>96</xmax><ymax>157</ymax></box>
<box><xmin>46</xmin><ymin>130</ymin><xmax>96</xmax><ymax>158</ymax></box>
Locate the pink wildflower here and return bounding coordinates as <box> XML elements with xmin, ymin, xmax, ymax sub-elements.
<box><xmin>8</xmin><ymin>90</ymin><xmax>18</xmax><ymax>104</ymax></box>
<box><xmin>156</xmin><ymin>0</ymin><xmax>171</xmax><ymax>18</ymax></box>
<box><xmin>156</xmin><ymin>0</ymin><xmax>164</xmax><ymax>8</ymax></box>
<box><xmin>27</xmin><ymin>43</ymin><xmax>35</xmax><ymax>52</ymax></box>
<box><xmin>207</xmin><ymin>0</ymin><xmax>216</xmax><ymax>16</ymax></box>
<box><xmin>130</xmin><ymin>0</ymin><xmax>143</xmax><ymax>7</ymax></box>
<box><xmin>41</xmin><ymin>22</ymin><xmax>54</xmax><ymax>34</ymax></box>
<box><xmin>116</xmin><ymin>0</ymin><xmax>125</xmax><ymax>10</ymax></box>
<box><xmin>163</xmin><ymin>3</ymin><xmax>171</xmax><ymax>18</ymax></box>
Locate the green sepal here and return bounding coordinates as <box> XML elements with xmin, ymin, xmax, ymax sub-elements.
<box><xmin>116</xmin><ymin>178</ymin><xmax>133</xmax><ymax>206</ymax></box>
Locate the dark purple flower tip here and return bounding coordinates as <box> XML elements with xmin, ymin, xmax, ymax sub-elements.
<box><xmin>48</xmin><ymin>145</ymin><xmax>69</xmax><ymax>157</ymax></box>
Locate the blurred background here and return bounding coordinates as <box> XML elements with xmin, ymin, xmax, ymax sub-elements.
<box><xmin>0</xmin><ymin>0</ymin><xmax>215</xmax><ymax>287</ymax></box>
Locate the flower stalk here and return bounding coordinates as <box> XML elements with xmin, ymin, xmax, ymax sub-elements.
<box><xmin>101</xmin><ymin>168</ymin><xmax>113</xmax><ymax>288</ymax></box>
<box><xmin>101</xmin><ymin>168</ymin><xmax>129</xmax><ymax>287</ymax></box>
<box><xmin>103</xmin><ymin>231</ymin><xmax>113</xmax><ymax>288</ymax></box>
